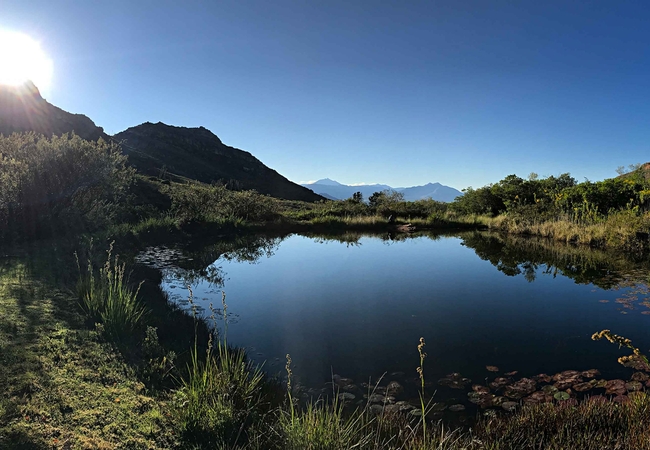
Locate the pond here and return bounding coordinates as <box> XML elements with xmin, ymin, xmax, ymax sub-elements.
<box><xmin>137</xmin><ymin>231</ymin><xmax>650</xmax><ymax>412</ymax></box>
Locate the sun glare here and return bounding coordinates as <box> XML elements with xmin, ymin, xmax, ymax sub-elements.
<box><xmin>0</xmin><ymin>30</ymin><xmax>53</xmax><ymax>91</ymax></box>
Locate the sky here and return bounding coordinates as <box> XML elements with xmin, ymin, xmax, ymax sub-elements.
<box><xmin>3</xmin><ymin>1</ymin><xmax>650</xmax><ymax>190</ymax></box>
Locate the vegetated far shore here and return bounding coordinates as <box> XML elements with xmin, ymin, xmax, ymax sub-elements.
<box><xmin>3</xmin><ymin>132</ymin><xmax>650</xmax><ymax>449</ymax></box>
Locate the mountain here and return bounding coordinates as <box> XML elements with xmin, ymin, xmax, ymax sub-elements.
<box><xmin>301</xmin><ymin>179</ymin><xmax>463</xmax><ymax>202</ymax></box>
<box><xmin>0</xmin><ymin>81</ymin><xmax>107</xmax><ymax>141</ymax></box>
<box><xmin>301</xmin><ymin>181</ymin><xmax>393</xmax><ymax>201</ymax></box>
<box><xmin>0</xmin><ymin>83</ymin><xmax>322</xmax><ymax>202</ymax></box>
<box><xmin>115</xmin><ymin>122</ymin><xmax>323</xmax><ymax>202</ymax></box>
<box><xmin>396</xmin><ymin>182</ymin><xmax>463</xmax><ymax>202</ymax></box>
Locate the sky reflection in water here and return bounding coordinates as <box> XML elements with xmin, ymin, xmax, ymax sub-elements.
<box><xmin>158</xmin><ymin>233</ymin><xmax>650</xmax><ymax>395</ymax></box>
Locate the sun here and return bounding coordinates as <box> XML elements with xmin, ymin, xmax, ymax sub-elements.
<box><xmin>0</xmin><ymin>30</ymin><xmax>53</xmax><ymax>91</ymax></box>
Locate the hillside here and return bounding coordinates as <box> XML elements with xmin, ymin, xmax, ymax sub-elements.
<box><xmin>115</xmin><ymin>122</ymin><xmax>323</xmax><ymax>202</ymax></box>
<box><xmin>0</xmin><ymin>81</ymin><xmax>107</xmax><ymax>141</ymax></box>
<box><xmin>302</xmin><ymin>179</ymin><xmax>463</xmax><ymax>202</ymax></box>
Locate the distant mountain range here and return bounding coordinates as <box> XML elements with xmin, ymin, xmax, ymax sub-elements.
<box><xmin>0</xmin><ymin>82</ymin><xmax>322</xmax><ymax>202</ymax></box>
<box><xmin>301</xmin><ymin>179</ymin><xmax>463</xmax><ymax>202</ymax></box>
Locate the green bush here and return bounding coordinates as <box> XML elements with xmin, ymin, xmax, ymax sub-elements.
<box><xmin>164</xmin><ymin>182</ymin><xmax>280</xmax><ymax>225</ymax></box>
<box><xmin>0</xmin><ymin>133</ymin><xmax>134</xmax><ymax>240</ymax></box>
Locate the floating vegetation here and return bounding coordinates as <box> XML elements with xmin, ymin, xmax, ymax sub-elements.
<box><xmin>448</xmin><ymin>404</ymin><xmax>466</xmax><ymax>412</ymax></box>
<box><xmin>438</xmin><ymin>373</ymin><xmax>472</xmax><ymax>389</ymax></box>
<box><xmin>504</xmin><ymin>378</ymin><xmax>537</xmax><ymax>399</ymax></box>
<box><xmin>486</xmin><ymin>365</ymin><xmax>499</xmax><ymax>372</ymax></box>
<box><xmin>501</xmin><ymin>401</ymin><xmax>518</xmax><ymax>412</ymax></box>
<box><xmin>605</xmin><ymin>380</ymin><xmax>626</xmax><ymax>396</ymax></box>
<box><xmin>504</xmin><ymin>371</ymin><xmax>518</xmax><ymax>376</ymax></box>
<box><xmin>554</xmin><ymin>392</ymin><xmax>570</xmax><ymax>401</ymax></box>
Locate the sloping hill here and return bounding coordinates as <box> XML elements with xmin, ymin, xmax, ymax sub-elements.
<box><xmin>0</xmin><ymin>81</ymin><xmax>107</xmax><ymax>141</ymax></box>
<box><xmin>115</xmin><ymin>122</ymin><xmax>323</xmax><ymax>202</ymax></box>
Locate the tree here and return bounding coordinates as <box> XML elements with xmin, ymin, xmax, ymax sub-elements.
<box><xmin>351</xmin><ymin>191</ymin><xmax>363</xmax><ymax>203</ymax></box>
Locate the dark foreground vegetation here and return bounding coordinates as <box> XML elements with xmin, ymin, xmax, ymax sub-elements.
<box><xmin>3</xmin><ymin>132</ymin><xmax>650</xmax><ymax>448</ymax></box>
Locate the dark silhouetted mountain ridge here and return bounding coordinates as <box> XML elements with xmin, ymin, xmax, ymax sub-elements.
<box><xmin>115</xmin><ymin>122</ymin><xmax>323</xmax><ymax>201</ymax></box>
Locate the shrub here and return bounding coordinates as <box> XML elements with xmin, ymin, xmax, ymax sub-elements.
<box><xmin>0</xmin><ymin>132</ymin><xmax>134</xmax><ymax>240</ymax></box>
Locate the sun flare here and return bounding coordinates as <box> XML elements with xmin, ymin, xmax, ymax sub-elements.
<box><xmin>0</xmin><ymin>30</ymin><xmax>53</xmax><ymax>91</ymax></box>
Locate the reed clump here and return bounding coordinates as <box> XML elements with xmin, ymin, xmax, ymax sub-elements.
<box><xmin>75</xmin><ymin>241</ymin><xmax>147</xmax><ymax>340</ymax></box>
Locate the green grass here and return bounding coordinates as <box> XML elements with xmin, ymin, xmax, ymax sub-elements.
<box><xmin>0</xmin><ymin>260</ymin><xmax>178</xmax><ymax>449</ymax></box>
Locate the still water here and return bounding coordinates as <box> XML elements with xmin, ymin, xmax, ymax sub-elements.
<box><xmin>140</xmin><ymin>231</ymin><xmax>650</xmax><ymax>403</ymax></box>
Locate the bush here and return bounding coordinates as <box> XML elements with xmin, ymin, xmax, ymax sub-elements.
<box><xmin>164</xmin><ymin>183</ymin><xmax>280</xmax><ymax>225</ymax></box>
<box><xmin>0</xmin><ymin>133</ymin><xmax>134</xmax><ymax>240</ymax></box>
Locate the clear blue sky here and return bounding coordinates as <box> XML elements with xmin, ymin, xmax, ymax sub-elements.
<box><xmin>4</xmin><ymin>1</ymin><xmax>650</xmax><ymax>190</ymax></box>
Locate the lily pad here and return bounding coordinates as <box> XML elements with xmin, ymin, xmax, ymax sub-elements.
<box><xmin>524</xmin><ymin>391</ymin><xmax>552</xmax><ymax>405</ymax></box>
<box><xmin>573</xmin><ymin>381</ymin><xmax>595</xmax><ymax>393</ymax></box>
<box><xmin>448</xmin><ymin>404</ymin><xmax>466</xmax><ymax>412</ymax></box>
<box><xmin>472</xmin><ymin>385</ymin><xmax>491</xmax><ymax>394</ymax></box>
<box><xmin>504</xmin><ymin>371</ymin><xmax>518</xmax><ymax>376</ymax></box>
<box><xmin>501</xmin><ymin>401</ymin><xmax>518</xmax><ymax>412</ymax></box>
<box><xmin>605</xmin><ymin>379</ymin><xmax>627</xmax><ymax>396</ymax></box>
<box><xmin>592</xmin><ymin>379</ymin><xmax>608</xmax><ymax>389</ymax></box>
<box><xmin>504</xmin><ymin>378</ymin><xmax>537</xmax><ymax>400</ymax></box>
<box><xmin>613</xmin><ymin>395</ymin><xmax>630</xmax><ymax>404</ymax></box>
<box><xmin>631</xmin><ymin>372</ymin><xmax>650</xmax><ymax>382</ymax></box>
<box><xmin>581</xmin><ymin>369</ymin><xmax>600</xmax><ymax>379</ymax></box>
<box><xmin>542</xmin><ymin>385</ymin><xmax>559</xmax><ymax>394</ymax></box>
<box><xmin>533</xmin><ymin>374</ymin><xmax>552</xmax><ymax>383</ymax></box>
<box><xmin>489</xmin><ymin>377</ymin><xmax>511</xmax><ymax>390</ymax></box>
<box><xmin>554</xmin><ymin>392</ymin><xmax>570</xmax><ymax>401</ymax></box>
<box><xmin>625</xmin><ymin>381</ymin><xmax>643</xmax><ymax>392</ymax></box>
<box><xmin>486</xmin><ymin>366</ymin><xmax>499</xmax><ymax>372</ymax></box>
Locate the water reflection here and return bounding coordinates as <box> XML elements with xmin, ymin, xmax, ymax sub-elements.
<box><xmin>139</xmin><ymin>231</ymin><xmax>650</xmax><ymax>409</ymax></box>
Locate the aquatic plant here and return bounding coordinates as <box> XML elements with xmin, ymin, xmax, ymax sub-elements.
<box><xmin>591</xmin><ymin>329</ymin><xmax>650</xmax><ymax>370</ymax></box>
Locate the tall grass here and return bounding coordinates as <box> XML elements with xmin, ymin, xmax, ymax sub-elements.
<box><xmin>75</xmin><ymin>241</ymin><xmax>147</xmax><ymax>340</ymax></box>
<box><xmin>175</xmin><ymin>289</ymin><xmax>266</xmax><ymax>447</ymax></box>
